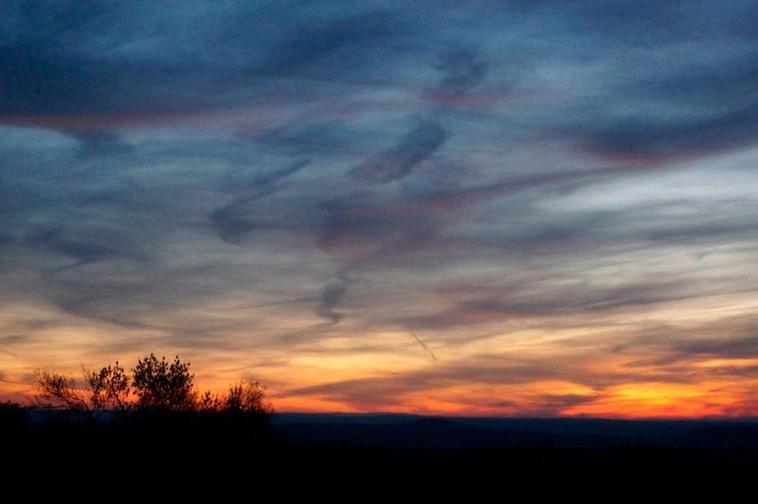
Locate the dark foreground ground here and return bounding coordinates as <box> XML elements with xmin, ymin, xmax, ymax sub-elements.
<box><xmin>3</xmin><ymin>411</ymin><xmax>756</xmax><ymax>495</ymax></box>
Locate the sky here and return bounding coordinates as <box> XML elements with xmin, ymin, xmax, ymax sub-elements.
<box><xmin>1</xmin><ymin>0</ymin><xmax>757</xmax><ymax>418</ymax></box>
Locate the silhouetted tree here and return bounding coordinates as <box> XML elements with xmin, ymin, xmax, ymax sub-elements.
<box><xmin>31</xmin><ymin>354</ymin><xmax>274</xmax><ymax>430</ymax></box>
<box><xmin>131</xmin><ymin>354</ymin><xmax>196</xmax><ymax>412</ymax></box>
<box><xmin>86</xmin><ymin>362</ymin><xmax>130</xmax><ymax>412</ymax></box>
<box><xmin>225</xmin><ymin>380</ymin><xmax>273</xmax><ymax>416</ymax></box>
<box><xmin>33</xmin><ymin>369</ymin><xmax>90</xmax><ymax>412</ymax></box>
<box><xmin>198</xmin><ymin>390</ymin><xmax>223</xmax><ymax>412</ymax></box>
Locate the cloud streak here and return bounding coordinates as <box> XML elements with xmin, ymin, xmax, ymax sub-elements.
<box><xmin>348</xmin><ymin>122</ymin><xmax>448</xmax><ymax>183</ymax></box>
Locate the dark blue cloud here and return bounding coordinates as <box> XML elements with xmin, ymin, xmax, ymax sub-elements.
<box><xmin>256</xmin><ymin>10</ymin><xmax>399</xmax><ymax>79</ymax></box>
<box><xmin>25</xmin><ymin>227</ymin><xmax>146</xmax><ymax>268</ymax></box>
<box><xmin>430</xmin><ymin>48</ymin><xmax>489</xmax><ymax>97</ymax></box>
<box><xmin>348</xmin><ymin>122</ymin><xmax>448</xmax><ymax>183</ymax></box>
<box><xmin>210</xmin><ymin>159</ymin><xmax>311</xmax><ymax>243</ymax></box>
<box><xmin>579</xmin><ymin>103</ymin><xmax>758</xmax><ymax>162</ymax></box>
<box><xmin>0</xmin><ymin>1</ymin><xmax>405</xmax><ymax>129</ymax></box>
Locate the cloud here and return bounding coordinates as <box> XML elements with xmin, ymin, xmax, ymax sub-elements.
<box><xmin>316</xmin><ymin>191</ymin><xmax>445</xmax><ymax>256</ymax></box>
<box><xmin>315</xmin><ymin>271</ymin><xmax>357</xmax><ymax>324</ymax></box>
<box><xmin>676</xmin><ymin>335</ymin><xmax>758</xmax><ymax>359</ymax></box>
<box><xmin>285</xmin><ymin>357</ymin><xmax>563</xmax><ymax>409</ymax></box>
<box><xmin>210</xmin><ymin>159</ymin><xmax>311</xmax><ymax>243</ymax></box>
<box><xmin>0</xmin><ymin>3</ymin><xmax>401</xmax><ymax>131</ymax></box>
<box><xmin>616</xmin><ymin>319</ymin><xmax>758</xmax><ymax>368</ymax></box>
<box><xmin>25</xmin><ymin>227</ymin><xmax>146</xmax><ymax>269</ymax></box>
<box><xmin>430</xmin><ymin>48</ymin><xmax>489</xmax><ymax>97</ymax></box>
<box><xmin>281</xmin><ymin>350</ymin><xmax>655</xmax><ymax>413</ymax></box>
<box><xmin>579</xmin><ymin>104</ymin><xmax>758</xmax><ymax>164</ymax></box>
<box><xmin>0</xmin><ymin>42</ymin><xmax>208</xmax><ymax>124</ymax></box>
<box><xmin>348</xmin><ymin>122</ymin><xmax>448</xmax><ymax>183</ymax></box>
<box><xmin>74</xmin><ymin>131</ymin><xmax>134</xmax><ymax>158</ymax></box>
<box><xmin>316</xmin><ymin>281</ymin><xmax>349</xmax><ymax>324</ymax></box>
<box><xmin>256</xmin><ymin>10</ymin><xmax>399</xmax><ymax>79</ymax></box>
<box><xmin>400</xmin><ymin>278</ymin><xmax>712</xmax><ymax>330</ymax></box>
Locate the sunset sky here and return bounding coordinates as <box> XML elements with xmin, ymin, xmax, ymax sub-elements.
<box><xmin>1</xmin><ymin>1</ymin><xmax>757</xmax><ymax>417</ymax></box>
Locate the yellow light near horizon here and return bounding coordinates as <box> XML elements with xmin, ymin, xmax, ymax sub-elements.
<box><xmin>694</xmin><ymin>358</ymin><xmax>758</xmax><ymax>368</ymax></box>
<box><xmin>562</xmin><ymin>382</ymin><xmax>746</xmax><ymax>418</ymax></box>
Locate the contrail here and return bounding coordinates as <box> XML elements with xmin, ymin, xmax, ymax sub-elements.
<box><xmin>410</xmin><ymin>330</ymin><xmax>439</xmax><ymax>362</ymax></box>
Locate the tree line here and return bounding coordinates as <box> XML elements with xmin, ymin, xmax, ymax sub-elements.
<box><xmin>26</xmin><ymin>353</ymin><xmax>272</xmax><ymax>420</ymax></box>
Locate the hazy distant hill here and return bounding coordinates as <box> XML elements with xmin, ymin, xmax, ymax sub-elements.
<box><xmin>272</xmin><ymin>413</ymin><xmax>758</xmax><ymax>450</ymax></box>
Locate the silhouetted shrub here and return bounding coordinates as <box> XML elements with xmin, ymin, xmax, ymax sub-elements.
<box><xmin>225</xmin><ymin>380</ymin><xmax>272</xmax><ymax>416</ymax></box>
<box><xmin>199</xmin><ymin>390</ymin><xmax>223</xmax><ymax>412</ymax></box>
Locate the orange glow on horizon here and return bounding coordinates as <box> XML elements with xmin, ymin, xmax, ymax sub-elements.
<box><xmin>2</xmin><ymin>313</ymin><xmax>756</xmax><ymax>419</ymax></box>
<box><xmin>4</xmin><ymin>371</ymin><xmax>755</xmax><ymax>419</ymax></box>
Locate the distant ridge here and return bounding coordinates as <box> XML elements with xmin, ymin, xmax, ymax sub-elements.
<box><xmin>271</xmin><ymin>413</ymin><xmax>758</xmax><ymax>449</ymax></box>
